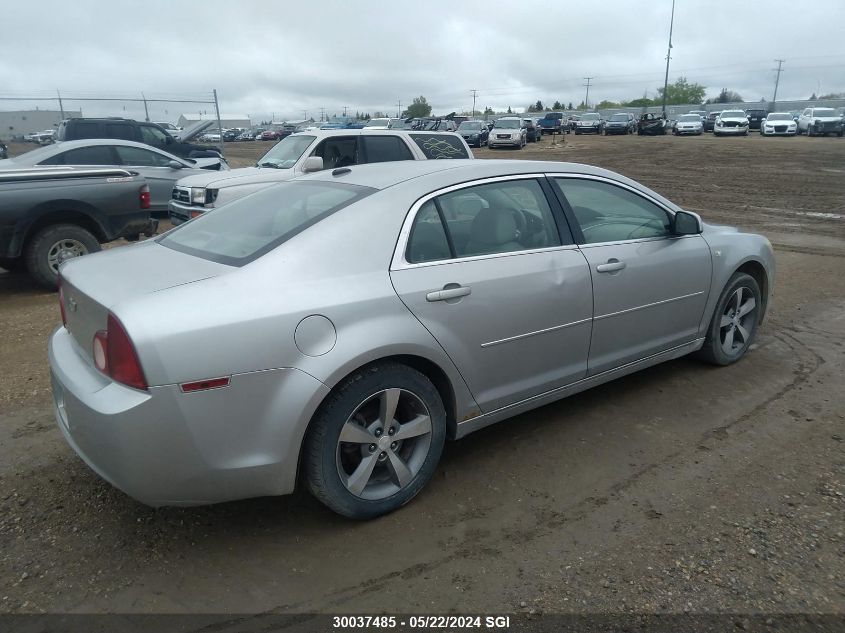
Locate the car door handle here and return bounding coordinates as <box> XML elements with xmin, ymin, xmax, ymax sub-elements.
<box><xmin>426</xmin><ymin>286</ymin><xmax>471</xmax><ymax>302</ymax></box>
<box><xmin>596</xmin><ymin>260</ymin><xmax>626</xmax><ymax>273</ymax></box>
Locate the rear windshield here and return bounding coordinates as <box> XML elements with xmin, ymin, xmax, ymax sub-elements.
<box><xmin>541</xmin><ymin>113</ymin><xmax>563</xmax><ymax>120</ymax></box>
<box><xmin>580</xmin><ymin>113</ymin><xmax>600</xmax><ymax>121</ymax></box>
<box><xmin>812</xmin><ymin>108</ymin><xmax>836</xmax><ymax>117</ymax></box>
<box><xmin>408</xmin><ymin>133</ymin><xmax>469</xmax><ymax>159</ymax></box>
<box><xmin>766</xmin><ymin>113</ymin><xmax>792</xmax><ymax>121</ymax></box>
<box><xmin>159</xmin><ymin>181</ymin><xmax>374</xmax><ymax>266</ymax></box>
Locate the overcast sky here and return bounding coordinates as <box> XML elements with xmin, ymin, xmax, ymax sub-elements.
<box><xmin>2</xmin><ymin>0</ymin><xmax>844</xmax><ymax>123</ymax></box>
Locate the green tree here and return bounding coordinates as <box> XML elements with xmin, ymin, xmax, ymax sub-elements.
<box><xmin>534</xmin><ymin>100</ymin><xmax>544</xmax><ymax>111</ymax></box>
<box><xmin>567</xmin><ymin>102</ymin><xmax>573</xmax><ymax>110</ymax></box>
<box><xmin>507</xmin><ymin>106</ymin><xmax>513</xmax><ymax>114</ymax></box>
<box><xmin>597</xmin><ymin>100</ymin><xmax>621</xmax><ymax>109</ymax></box>
<box><xmin>624</xmin><ymin>97</ymin><xmax>654</xmax><ymax>107</ymax></box>
<box><xmin>552</xmin><ymin>100</ymin><xmax>563</xmax><ymax>110</ymax></box>
<box><xmin>809</xmin><ymin>92</ymin><xmax>818</xmax><ymax>100</ymax></box>
<box><xmin>708</xmin><ymin>88</ymin><xmax>743</xmax><ymax>104</ymax></box>
<box><xmin>405</xmin><ymin>95</ymin><xmax>432</xmax><ymax>118</ymax></box>
<box><xmin>483</xmin><ymin>106</ymin><xmax>493</xmax><ymax>115</ymax></box>
<box><xmin>656</xmin><ymin>77</ymin><xmax>706</xmax><ymax>105</ymax></box>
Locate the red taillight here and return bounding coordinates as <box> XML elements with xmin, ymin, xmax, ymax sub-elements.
<box><xmin>140</xmin><ymin>185</ymin><xmax>151</xmax><ymax>210</ymax></box>
<box><xmin>91</xmin><ymin>313</ymin><xmax>147</xmax><ymax>390</ymax></box>
<box><xmin>58</xmin><ymin>276</ymin><xmax>67</xmax><ymax>327</ymax></box>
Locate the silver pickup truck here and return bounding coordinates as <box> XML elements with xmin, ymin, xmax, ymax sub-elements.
<box><xmin>0</xmin><ymin>167</ymin><xmax>155</xmax><ymax>288</ymax></box>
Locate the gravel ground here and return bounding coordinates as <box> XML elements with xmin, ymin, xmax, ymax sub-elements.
<box><xmin>0</xmin><ymin>133</ymin><xmax>843</xmax><ymax>624</ymax></box>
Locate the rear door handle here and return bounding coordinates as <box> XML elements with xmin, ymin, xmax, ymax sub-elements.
<box><xmin>596</xmin><ymin>260</ymin><xmax>626</xmax><ymax>273</ymax></box>
<box><xmin>426</xmin><ymin>286</ymin><xmax>471</xmax><ymax>302</ymax></box>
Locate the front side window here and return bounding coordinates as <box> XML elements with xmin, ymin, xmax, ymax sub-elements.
<box><xmin>313</xmin><ymin>137</ymin><xmax>358</xmax><ymax>169</ymax></box>
<box><xmin>161</xmin><ymin>181</ymin><xmax>374</xmax><ymax>266</ymax></box>
<box><xmin>115</xmin><ymin>145</ymin><xmax>173</xmax><ymax>167</ymax></box>
<box><xmin>362</xmin><ymin>136</ymin><xmax>413</xmax><ymax>163</ymax></box>
<box><xmin>553</xmin><ymin>178</ymin><xmax>672</xmax><ymax>245</ymax></box>
<box><xmin>405</xmin><ymin>179</ymin><xmax>563</xmax><ymax>263</ymax></box>
<box><xmin>140</xmin><ymin>125</ymin><xmax>168</xmax><ymax>145</ymax></box>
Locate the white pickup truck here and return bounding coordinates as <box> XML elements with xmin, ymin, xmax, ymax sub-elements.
<box><xmin>168</xmin><ymin>129</ymin><xmax>473</xmax><ymax>224</ymax></box>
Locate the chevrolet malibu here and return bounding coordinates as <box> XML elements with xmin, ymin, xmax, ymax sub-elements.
<box><xmin>50</xmin><ymin>160</ymin><xmax>774</xmax><ymax>519</ymax></box>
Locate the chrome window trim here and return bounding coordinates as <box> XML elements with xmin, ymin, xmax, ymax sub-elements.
<box><xmin>390</xmin><ymin>173</ymin><xmax>568</xmax><ymax>271</ymax></box>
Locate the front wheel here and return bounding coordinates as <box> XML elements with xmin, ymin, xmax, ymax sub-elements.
<box><xmin>697</xmin><ymin>272</ymin><xmax>762</xmax><ymax>366</ymax></box>
<box><xmin>303</xmin><ymin>363</ymin><xmax>447</xmax><ymax>519</ymax></box>
<box><xmin>25</xmin><ymin>224</ymin><xmax>101</xmax><ymax>289</ymax></box>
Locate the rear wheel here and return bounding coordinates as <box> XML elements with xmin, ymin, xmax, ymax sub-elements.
<box><xmin>303</xmin><ymin>363</ymin><xmax>447</xmax><ymax>519</ymax></box>
<box><xmin>25</xmin><ymin>224</ymin><xmax>100</xmax><ymax>289</ymax></box>
<box><xmin>697</xmin><ymin>272</ymin><xmax>761</xmax><ymax>366</ymax></box>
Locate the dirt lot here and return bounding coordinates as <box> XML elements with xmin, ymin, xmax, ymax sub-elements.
<box><xmin>1</xmin><ymin>133</ymin><xmax>844</xmax><ymax>620</ymax></box>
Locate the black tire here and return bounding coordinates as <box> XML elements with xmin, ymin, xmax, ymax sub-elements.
<box><xmin>697</xmin><ymin>272</ymin><xmax>762</xmax><ymax>366</ymax></box>
<box><xmin>25</xmin><ymin>224</ymin><xmax>100</xmax><ymax>289</ymax></box>
<box><xmin>303</xmin><ymin>362</ymin><xmax>447</xmax><ymax>519</ymax></box>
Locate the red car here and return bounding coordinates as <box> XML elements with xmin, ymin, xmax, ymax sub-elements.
<box><xmin>260</xmin><ymin>130</ymin><xmax>279</xmax><ymax>141</ymax></box>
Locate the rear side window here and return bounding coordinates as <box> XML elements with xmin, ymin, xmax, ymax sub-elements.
<box><xmin>104</xmin><ymin>123</ymin><xmax>135</xmax><ymax>141</ymax></box>
<box><xmin>160</xmin><ymin>181</ymin><xmax>374</xmax><ymax>266</ymax></box>
<box><xmin>406</xmin><ymin>179</ymin><xmax>564</xmax><ymax>263</ymax></box>
<box><xmin>67</xmin><ymin>121</ymin><xmax>100</xmax><ymax>140</ymax></box>
<box><xmin>408</xmin><ymin>134</ymin><xmax>469</xmax><ymax>159</ymax></box>
<box><xmin>41</xmin><ymin>145</ymin><xmax>116</xmax><ymax>165</ymax></box>
<box><xmin>362</xmin><ymin>136</ymin><xmax>413</xmax><ymax>164</ymax></box>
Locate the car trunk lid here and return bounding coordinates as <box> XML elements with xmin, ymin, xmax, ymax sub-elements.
<box><xmin>60</xmin><ymin>241</ymin><xmax>230</xmax><ymax>364</ymax></box>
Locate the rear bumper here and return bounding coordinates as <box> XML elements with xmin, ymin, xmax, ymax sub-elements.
<box><xmin>714</xmin><ymin>126</ymin><xmax>748</xmax><ymax>135</ymax></box>
<box><xmin>49</xmin><ymin>326</ymin><xmax>330</xmax><ymax>506</ymax></box>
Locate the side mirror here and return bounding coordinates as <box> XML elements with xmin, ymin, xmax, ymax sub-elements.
<box><xmin>165</xmin><ymin>136</ymin><xmax>174</xmax><ymax>144</ymax></box>
<box><xmin>302</xmin><ymin>156</ymin><xmax>324</xmax><ymax>173</ymax></box>
<box><xmin>167</xmin><ymin>160</ymin><xmax>183</xmax><ymax>169</ymax></box>
<box><xmin>673</xmin><ymin>210</ymin><xmax>702</xmax><ymax>235</ymax></box>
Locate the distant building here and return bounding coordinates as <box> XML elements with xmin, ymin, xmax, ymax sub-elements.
<box><xmin>0</xmin><ymin>109</ymin><xmax>81</xmax><ymax>141</ymax></box>
<box><xmin>177</xmin><ymin>113</ymin><xmax>251</xmax><ymax>129</ymax></box>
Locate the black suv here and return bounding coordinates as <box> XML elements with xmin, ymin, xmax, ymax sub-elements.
<box><xmin>55</xmin><ymin>118</ymin><xmax>222</xmax><ymax>159</ymax></box>
<box><xmin>745</xmin><ymin>109</ymin><xmax>767</xmax><ymax>130</ymax></box>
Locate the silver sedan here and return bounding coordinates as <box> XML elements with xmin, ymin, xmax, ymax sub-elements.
<box><xmin>49</xmin><ymin>160</ymin><xmax>774</xmax><ymax>519</ymax></box>
<box><xmin>1</xmin><ymin>139</ymin><xmax>227</xmax><ymax>214</ymax></box>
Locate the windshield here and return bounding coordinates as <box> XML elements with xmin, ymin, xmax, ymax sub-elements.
<box><xmin>160</xmin><ymin>181</ymin><xmax>374</xmax><ymax>266</ymax></box>
<box><xmin>581</xmin><ymin>113</ymin><xmax>600</xmax><ymax>121</ymax></box>
<box><xmin>541</xmin><ymin>113</ymin><xmax>563</xmax><ymax>120</ymax></box>
<box><xmin>766</xmin><ymin>113</ymin><xmax>792</xmax><ymax>121</ymax></box>
<box><xmin>679</xmin><ymin>115</ymin><xmax>701</xmax><ymax>122</ymax></box>
<box><xmin>494</xmin><ymin>119</ymin><xmax>521</xmax><ymax>129</ymax></box>
<box><xmin>255</xmin><ymin>134</ymin><xmax>315</xmax><ymax>168</ymax></box>
<box><xmin>812</xmin><ymin>108</ymin><xmax>836</xmax><ymax>117</ymax></box>
<box><xmin>365</xmin><ymin>119</ymin><xmax>390</xmax><ymax>127</ymax></box>
<box><xmin>721</xmin><ymin>111</ymin><xmax>746</xmax><ymax>118</ymax></box>
<box><xmin>458</xmin><ymin>121</ymin><xmax>483</xmax><ymax>130</ymax></box>
<box><xmin>610</xmin><ymin>114</ymin><xmax>628</xmax><ymax>121</ymax></box>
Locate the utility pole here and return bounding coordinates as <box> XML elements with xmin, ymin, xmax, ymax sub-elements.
<box><xmin>212</xmin><ymin>88</ymin><xmax>226</xmax><ymax>161</ymax></box>
<box><xmin>302</xmin><ymin>110</ymin><xmax>308</xmax><ymax>121</ymax></box>
<box><xmin>343</xmin><ymin>106</ymin><xmax>348</xmax><ymax>117</ymax></box>
<box><xmin>56</xmin><ymin>89</ymin><xmax>65</xmax><ymax>119</ymax></box>
<box><xmin>319</xmin><ymin>107</ymin><xmax>326</xmax><ymax>122</ymax></box>
<box><xmin>471</xmin><ymin>89</ymin><xmax>478</xmax><ymax>116</ymax></box>
<box><xmin>583</xmin><ymin>78</ymin><xmax>594</xmax><ymax>110</ymax></box>
<box><xmin>661</xmin><ymin>0</ymin><xmax>676</xmax><ymax>118</ymax></box>
<box><xmin>772</xmin><ymin>59</ymin><xmax>785</xmax><ymax>108</ymax></box>
<box><xmin>397</xmin><ymin>98</ymin><xmax>402</xmax><ymax>118</ymax></box>
<box><xmin>141</xmin><ymin>92</ymin><xmax>150</xmax><ymax>122</ymax></box>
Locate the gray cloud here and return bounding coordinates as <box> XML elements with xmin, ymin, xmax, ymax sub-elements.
<box><xmin>1</xmin><ymin>0</ymin><xmax>843</xmax><ymax>123</ymax></box>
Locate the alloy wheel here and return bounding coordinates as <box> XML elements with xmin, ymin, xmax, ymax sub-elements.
<box><xmin>46</xmin><ymin>238</ymin><xmax>88</xmax><ymax>273</ymax></box>
<box><xmin>336</xmin><ymin>388</ymin><xmax>433</xmax><ymax>500</ymax></box>
<box><xmin>719</xmin><ymin>286</ymin><xmax>757</xmax><ymax>355</ymax></box>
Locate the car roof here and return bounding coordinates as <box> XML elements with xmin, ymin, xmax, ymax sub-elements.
<box><xmin>287</xmin><ymin>129</ymin><xmax>463</xmax><ymax>139</ymax></box>
<box><xmin>294</xmin><ymin>159</ymin><xmax>675</xmax><ymax>206</ymax></box>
